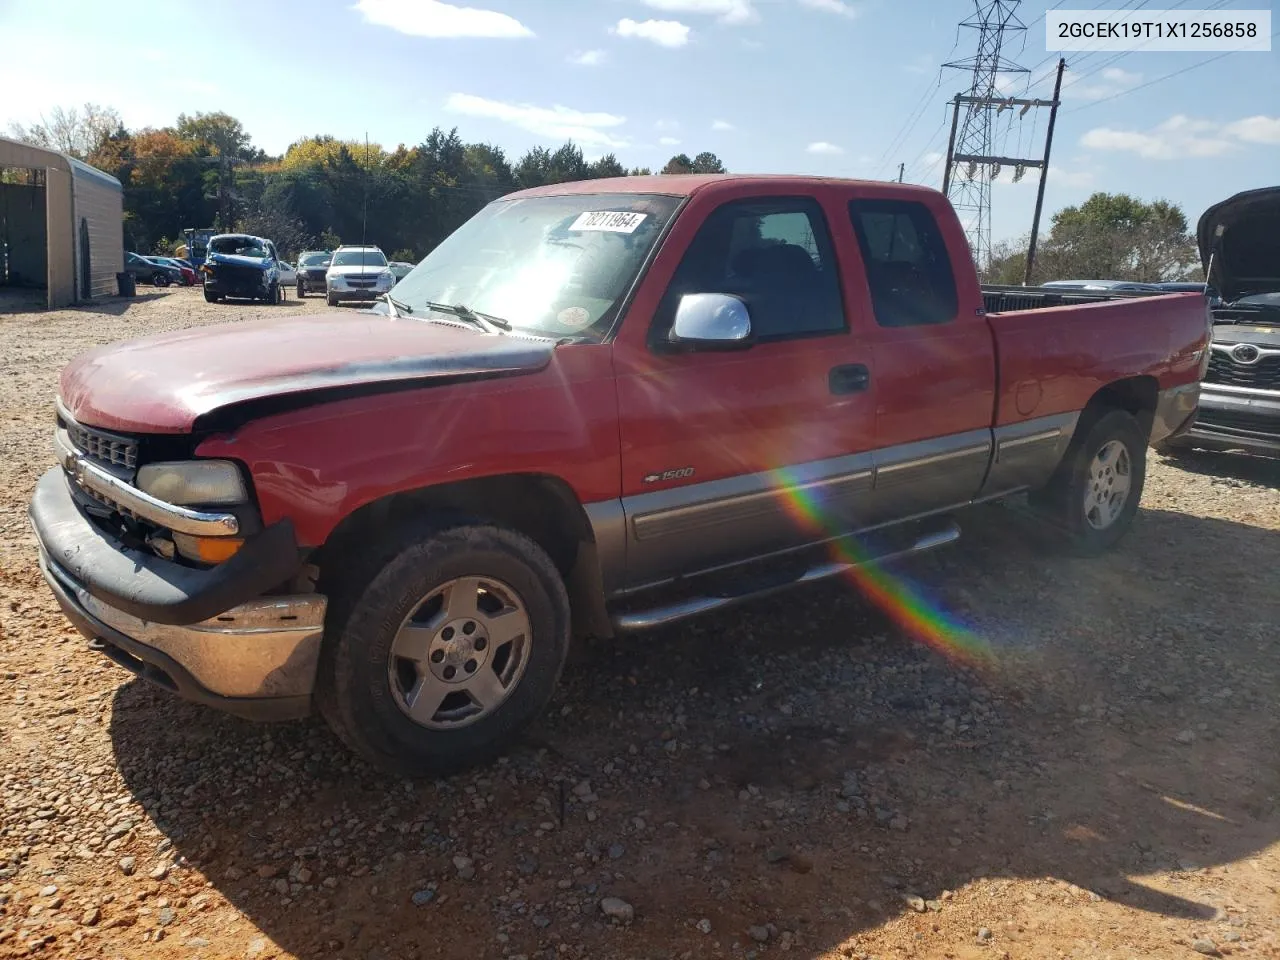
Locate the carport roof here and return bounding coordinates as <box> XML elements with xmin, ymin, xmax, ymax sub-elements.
<box><xmin>0</xmin><ymin>134</ymin><xmax>121</xmax><ymax>190</ymax></box>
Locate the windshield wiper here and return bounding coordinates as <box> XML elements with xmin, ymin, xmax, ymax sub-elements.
<box><xmin>377</xmin><ymin>293</ymin><xmax>414</xmax><ymax>317</ymax></box>
<box><xmin>420</xmin><ymin>300</ymin><xmax>512</xmax><ymax>332</ymax></box>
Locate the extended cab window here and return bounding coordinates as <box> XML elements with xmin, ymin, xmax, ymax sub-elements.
<box><xmin>655</xmin><ymin>197</ymin><xmax>845</xmax><ymax>343</ymax></box>
<box><xmin>848</xmin><ymin>200</ymin><xmax>958</xmax><ymax>328</ymax></box>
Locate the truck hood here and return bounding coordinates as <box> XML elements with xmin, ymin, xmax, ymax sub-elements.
<box><xmin>60</xmin><ymin>312</ymin><xmax>555</xmax><ymax>435</ymax></box>
<box><xmin>1197</xmin><ymin>186</ymin><xmax>1280</xmax><ymax>304</ymax></box>
<box><xmin>208</xmin><ymin>252</ymin><xmax>272</xmax><ymax>271</ymax></box>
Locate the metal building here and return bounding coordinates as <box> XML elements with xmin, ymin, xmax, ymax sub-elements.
<box><xmin>0</xmin><ymin>135</ymin><xmax>124</xmax><ymax>308</ymax></box>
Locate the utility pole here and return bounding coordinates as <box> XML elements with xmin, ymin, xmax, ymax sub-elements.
<box><xmin>942</xmin><ymin>0</ymin><xmax>1029</xmax><ymax>270</ymax></box>
<box><xmin>1023</xmin><ymin>57</ymin><xmax>1065</xmax><ymax>286</ymax></box>
<box><xmin>897</xmin><ymin>163</ymin><xmax>905</xmax><ymax>183</ymax></box>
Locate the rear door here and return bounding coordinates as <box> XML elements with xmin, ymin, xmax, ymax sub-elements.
<box><xmin>612</xmin><ymin>189</ymin><xmax>878</xmax><ymax>589</ymax></box>
<box><xmin>843</xmin><ymin>194</ymin><xmax>997</xmax><ymax>521</ymax></box>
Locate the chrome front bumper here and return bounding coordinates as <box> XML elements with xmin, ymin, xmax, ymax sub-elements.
<box><xmin>40</xmin><ymin>549</ymin><xmax>326</xmax><ymax>720</ymax></box>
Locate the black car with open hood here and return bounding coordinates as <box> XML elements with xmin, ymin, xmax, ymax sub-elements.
<box><xmin>1162</xmin><ymin>187</ymin><xmax>1280</xmax><ymax>457</ymax></box>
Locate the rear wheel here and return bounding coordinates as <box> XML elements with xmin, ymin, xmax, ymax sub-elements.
<box><xmin>1030</xmin><ymin>409</ymin><xmax>1146</xmax><ymax>556</ymax></box>
<box><xmin>316</xmin><ymin>522</ymin><xmax>570</xmax><ymax>777</ymax></box>
<box><xmin>154</xmin><ymin>274</ymin><xmax>170</xmax><ymax>287</ymax></box>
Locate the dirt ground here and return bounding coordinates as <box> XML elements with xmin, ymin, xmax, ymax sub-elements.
<box><xmin>1</xmin><ymin>286</ymin><xmax>1277</xmax><ymax>960</ymax></box>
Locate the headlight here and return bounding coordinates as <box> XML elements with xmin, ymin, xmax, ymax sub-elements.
<box><xmin>329</xmin><ymin>274</ymin><xmax>345</xmax><ymax>286</ymax></box>
<box><xmin>377</xmin><ymin>271</ymin><xmax>393</xmax><ymax>286</ymax></box>
<box><xmin>136</xmin><ymin>460</ymin><xmax>248</xmax><ymax>506</ymax></box>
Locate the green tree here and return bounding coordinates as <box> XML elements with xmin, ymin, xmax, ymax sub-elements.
<box><xmin>319</xmin><ymin>228</ymin><xmax>341</xmax><ymax>250</ymax></box>
<box><xmin>588</xmin><ymin>154</ymin><xmax>626</xmax><ymax>178</ymax></box>
<box><xmin>691</xmin><ymin>151</ymin><xmax>726</xmax><ymax>174</ymax></box>
<box><xmin>661</xmin><ymin>153</ymin><xmax>695</xmax><ymax>175</ymax></box>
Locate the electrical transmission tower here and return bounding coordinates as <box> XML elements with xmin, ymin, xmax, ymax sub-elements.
<box><xmin>941</xmin><ymin>0</ymin><xmax>1029</xmax><ymax>270</ymax></box>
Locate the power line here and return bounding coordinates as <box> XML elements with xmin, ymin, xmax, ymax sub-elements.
<box><xmin>1065</xmin><ymin>31</ymin><xmax>1279</xmax><ymax>113</ymax></box>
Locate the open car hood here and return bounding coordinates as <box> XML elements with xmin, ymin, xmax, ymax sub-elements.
<box><xmin>1197</xmin><ymin>186</ymin><xmax>1280</xmax><ymax>304</ymax></box>
<box><xmin>208</xmin><ymin>252</ymin><xmax>272</xmax><ymax>271</ymax></box>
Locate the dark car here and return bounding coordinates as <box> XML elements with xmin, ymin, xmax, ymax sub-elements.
<box><xmin>1159</xmin><ymin>186</ymin><xmax>1280</xmax><ymax>458</ymax></box>
<box><xmin>1156</xmin><ymin>281</ymin><xmax>1221</xmax><ymax>306</ymax></box>
<box><xmin>295</xmin><ymin>250</ymin><xmax>332</xmax><ymax>298</ymax></box>
<box><xmin>201</xmin><ymin>234</ymin><xmax>284</xmax><ymax>304</ymax></box>
<box><xmin>151</xmin><ymin>257</ymin><xmax>197</xmax><ymax>287</ymax></box>
<box><xmin>126</xmin><ymin>252</ymin><xmax>182</xmax><ymax>287</ymax></box>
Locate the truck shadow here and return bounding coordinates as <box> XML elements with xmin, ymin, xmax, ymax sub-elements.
<box><xmin>1158</xmin><ymin>448</ymin><xmax>1280</xmax><ymax>489</ymax></box>
<box><xmin>107</xmin><ymin>504</ymin><xmax>1279</xmax><ymax>959</ymax></box>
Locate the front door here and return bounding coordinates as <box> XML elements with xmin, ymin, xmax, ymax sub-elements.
<box><xmin>612</xmin><ymin>193</ymin><xmax>878</xmax><ymax>590</ymax></box>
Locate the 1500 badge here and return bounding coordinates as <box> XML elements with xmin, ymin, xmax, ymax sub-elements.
<box><xmin>642</xmin><ymin>466</ymin><xmax>695</xmax><ymax>484</ymax></box>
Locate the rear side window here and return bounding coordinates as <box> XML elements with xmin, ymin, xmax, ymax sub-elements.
<box><xmin>848</xmin><ymin>199</ymin><xmax>958</xmax><ymax>327</ymax></box>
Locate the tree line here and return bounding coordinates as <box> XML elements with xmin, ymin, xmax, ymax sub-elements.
<box><xmin>7</xmin><ymin>104</ymin><xmax>727</xmax><ymax>261</ymax></box>
<box><xmin>984</xmin><ymin>192</ymin><xmax>1203</xmax><ymax>285</ymax></box>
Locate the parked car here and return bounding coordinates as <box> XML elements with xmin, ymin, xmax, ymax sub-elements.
<box><xmin>150</xmin><ymin>257</ymin><xmax>197</xmax><ymax>286</ymax></box>
<box><xmin>125</xmin><ymin>252</ymin><xmax>181</xmax><ymax>287</ymax></box>
<box><xmin>1042</xmin><ymin>279</ymin><xmax>1164</xmax><ymax>292</ymax></box>
<box><xmin>1155</xmin><ymin>281</ymin><xmax>1221</xmax><ymax>307</ymax></box>
<box><xmin>1158</xmin><ymin>186</ymin><xmax>1280</xmax><ymax>458</ymax></box>
<box><xmin>295</xmin><ymin>251</ymin><xmax>332</xmax><ymax>298</ymax></box>
<box><xmin>170</xmin><ymin>257</ymin><xmax>201</xmax><ymax>283</ymax></box>
<box><xmin>276</xmin><ymin>260</ymin><xmax>298</xmax><ymax>286</ymax></box>
<box><xmin>31</xmin><ymin>175</ymin><xmax>1209</xmax><ymax>776</ymax></box>
<box><xmin>200</xmin><ymin>234</ymin><xmax>283</xmax><ymax>304</ymax></box>
<box><xmin>389</xmin><ymin>261</ymin><xmax>414</xmax><ymax>283</ymax></box>
<box><xmin>326</xmin><ymin>245</ymin><xmax>394</xmax><ymax>305</ymax></box>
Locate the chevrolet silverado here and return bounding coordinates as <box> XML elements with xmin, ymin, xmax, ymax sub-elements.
<box><xmin>31</xmin><ymin>175</ymin><xmax>1209</xmax><ymax>776</ymax></box>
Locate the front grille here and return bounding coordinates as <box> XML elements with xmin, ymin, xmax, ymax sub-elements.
<box><xmin>346</xmin><ymin>277</ymin><xmax>376</xmax><ymax>288</ymax></box>
<box><xmin>65</xmin><ymin>419</ymin><xmax>138</xmax><ymax>470</ymax></box>
<box><xmin>212</xmin><ymin>264</ymin><xmax>265</xmax><ymax>287</ymax></box>
<box><xmin>305</xmin><ymin>269</ymin><xmax>326</xmax><ymax>280</ymax></box>
<box><xmin>1205</xmin><ymin>351</ymin><xmax>1280</xmax><ymax>390</ymax></box>
<box><xmin>1198</xmin><ymin>408</ymin><xmax>1279</xmax><ymax>437</ymax></box>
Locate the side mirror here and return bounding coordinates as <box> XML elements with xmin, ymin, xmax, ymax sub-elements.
<box><xmin>669</xmin><ymin>293</ymin><xmax>753</xmax><ymax>351</ymax></box>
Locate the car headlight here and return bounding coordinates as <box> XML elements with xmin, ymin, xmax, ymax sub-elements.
<box><xmin>329</xmin><ymin>274</ymin><xmax>344</xmax><ymax>286</ymax></box>
<box><xmin>136</xmin><ymin>460</ymin><xmax>248</xmax><ymax>506</ymax></box>
<box><xmin>377</xmin><ymin>270</ymin><xmax>394</xmax><ymax>285</ymax></box>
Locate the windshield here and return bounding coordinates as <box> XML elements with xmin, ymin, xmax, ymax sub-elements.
<box><xmin>332</xmin><ymin>249</ymin><xmax>387</xmax><ymax>267</ymax></box>
<box><xmin>389</xmin><ymin>193</ymin><xmax>682</xmax><ymax>339</ymax></box>
<box><xmin>210</xmin><ymin>236</ymin><xmax>269</xmax><ymax>259</ymax></box>
<box><xmin>299</xmin><ymin>252</ymin><xmax>330</xmax><ymax>266</ymax></box>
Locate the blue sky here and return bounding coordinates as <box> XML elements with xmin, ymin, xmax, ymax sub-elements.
<box><xmin>1</xmin><ymin>0</ymin><xmax>1276</xmax><ymax>243</ymax></box>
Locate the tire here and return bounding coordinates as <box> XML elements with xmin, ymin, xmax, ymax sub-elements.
<box><xmin>154</xmin><ymin>274</ymin><xmax>170</xmax><ymax>287</ymax></box>
<box><xmin>203</xmin><ymin>287</ymin><xmax>219</xmax><ymax>303</ymax></box>
<box><xmin>1029</xmin><ymin>409</ymin><xmax>1147</xmax><ymax>556</ymax></box>
<box><xmin>296</xmin><ymin>282</ymin><xmax>306</xmax><ymax>299</ymax></box>
<box><xmin>327</xmin><ymin>292</ymin><xmax>339</xmax><ymax>307</ymax></box>
<box><xmin>268</xmin><ymin>282</ymin><xmax>279</xmax><ymax>304</ymax></box>
<box><xmin>315</xmin><ymin>521</ymin><xmax>571</xmax><ymax>777</ymax></box>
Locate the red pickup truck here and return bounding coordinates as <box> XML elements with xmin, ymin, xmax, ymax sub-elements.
<box><xmin>32</xmin><ymin>175</ymin><xmax>1209</xmax><ymax>775</ymax></box>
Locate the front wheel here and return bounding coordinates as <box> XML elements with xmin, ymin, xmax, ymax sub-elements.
<box><xmin>326</xmin><ymin>292</ymin><xmax>339</xmax><ymax>307</ymax></box>
<box><xmin>203</xmin><ymin>287</ymin><xmax>220</xmax><ymax>303</ymax></box>
<box><xmin>1030</xmin><ymin>409</ymin><xmax>1147</xmax><ymax>555</ymax></box>
<box><xmin>296</xmin><ymin>282</ymin><xmax>306</xmax><ymax>299</ymax></box>
<box><xmin>315</xmin><ymin>522</ymin><xmax>571</xmax><ymax>778</ymax></box>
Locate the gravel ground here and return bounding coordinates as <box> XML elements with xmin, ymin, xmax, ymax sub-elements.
<box><xmin>1</xmin><ymin>287</ymin><xmax>1278</xmax><ymax>960</ymax></box>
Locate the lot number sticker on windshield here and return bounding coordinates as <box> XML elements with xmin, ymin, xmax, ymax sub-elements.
<box><xmin>569</xmin><ymin>211</ymin><xmax>648</xmax><ymax>233</ymax></box>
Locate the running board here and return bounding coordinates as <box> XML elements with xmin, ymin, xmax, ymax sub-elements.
<box><xmin>610</xmin><ymin>521</ymin><xmax>961</xmax><ymax>633</ymax></box>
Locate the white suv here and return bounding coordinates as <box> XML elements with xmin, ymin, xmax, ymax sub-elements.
<box><xmin>326</xmin><ymin>245</ymin><xmax>394</xmax><ymax>306</ymax></box>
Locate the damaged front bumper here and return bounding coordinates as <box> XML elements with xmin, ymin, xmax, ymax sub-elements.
<box><xmin>30</xmin><ymin>468</ymin><xmax>325</xmax><ymax>721</ymax></box>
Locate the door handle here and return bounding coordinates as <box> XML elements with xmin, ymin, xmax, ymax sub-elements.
<box><xmin>829</xmin><ymin>363</ymin><xmax>870</xmax><ymax>395</ymax></box>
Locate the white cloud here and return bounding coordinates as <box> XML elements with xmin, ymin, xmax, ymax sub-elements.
<box><xmin>795</xmin><ymin>0</ymin><xmax>860</xmax><ymax>17</ymax></box>
<box><xmin>613</xmin><ymin>17</ymin><xmax>691</xmax><ymax>47</ymax></box>
<box><xmin>806</xmin><ymin>141</ymin><xmax>844</xmax><ymax>155</ymax></box>
<box><xmin>711</xmin><ymin>119</ymin><xmax>735</xmax><ymax>131</ymax></box>
<box><xmin>1224</xmin><ymin>115</ymin><xmax>1280</xmax><ymax>145</ymax></box>
<box><xmin>568</xmin><ymin>49</ymin><xmax>606</xmax><ymax>66</ymax></box>
<box><xmin>1079</xmin><ymin>113</ymin><xmax>1279</xmax><ymax>160</ymax></box>
<box><xmin>659</xmin><ymin>136</ymin><xmax>682</xmax><ymax>146</ymax></box>
<box><xmin>1070</xmin><ymin>66</ymin><xmax>1142</xmax><ymax>101</ymax></box>
<box><xmin>444</xmin><ymin>93</ymin><xmax>627</xmax><ymax>147</ymax></box>
<box><xmin>641</xmin><ymin>0</ymin><xmax>756</xmax><ymax>25</ymax></box>
<box><xmin>353</xmin><ymin>0</ymin><xmax>533</xmax><ymax>38</ymax></box>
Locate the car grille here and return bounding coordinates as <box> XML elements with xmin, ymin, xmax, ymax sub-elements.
<box><xmin>305</xmin><ymin>269</ymin><xmax>326</xmax><ymax>280</ymax></box>
<box><xmin>212</xmin><ymin>264</ymin><xmax>265</xmax><ymax>287</ymax></box>
<box><xmin>1205</xmin><ymin>351</ymin><xmax>1280</xmax><ymax>391</ymax></box>
<box><xmin>1198</xmin><ymin>408</ymin><xmax>1279</xmax><ymax>438</ymax></box>
<box><xmin>346</xmin><ymin>277</ymin><xmax>376</xmax><ymax>288</ymax></box>
<box><xmin>63</xmin><ymin>418</ymin><xmax>138</xmax><ymax>470</ymax></box>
